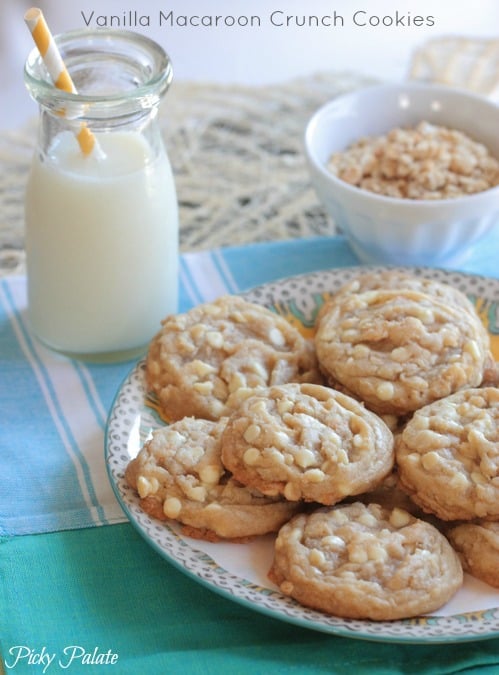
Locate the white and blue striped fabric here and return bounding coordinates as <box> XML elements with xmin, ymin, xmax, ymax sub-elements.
<box><xmin>1</xmin><ymin>234</ymin><xmax>498</xmax><ymax>536</ymax></box>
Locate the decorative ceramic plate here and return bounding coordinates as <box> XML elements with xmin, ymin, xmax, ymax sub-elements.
<box><xmin>105</xmin><ymin>266</ymin><xmax>499</xmax><ymax>644</ymax></box>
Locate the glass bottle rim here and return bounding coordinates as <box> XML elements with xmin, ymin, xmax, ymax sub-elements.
<box><xmin>24</xmin><ymin>28</ymin><xmax>173</xmax><ymax>110</ymax></box>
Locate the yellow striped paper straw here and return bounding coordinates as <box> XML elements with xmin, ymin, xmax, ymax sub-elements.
<box><xmin>24</xmin><ymin>7</ymin><xmax>97</xmax><ymax>156</ymax></box>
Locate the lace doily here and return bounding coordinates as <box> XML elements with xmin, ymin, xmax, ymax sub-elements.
<box><xmin>0</xmin><ymin>71</ymin><xmax>376</xmax><ymax>276</ymax></box>
<box><xmin>409</xmin><ymin>36</ymin><xmax>499</xmax><ymax>101</ymax></box>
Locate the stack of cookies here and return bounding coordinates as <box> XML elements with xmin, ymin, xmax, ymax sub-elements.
<box><xmin>125</xmin><ymin>271</ymin><xmax>499</xmax><ymax>621</ymax></box>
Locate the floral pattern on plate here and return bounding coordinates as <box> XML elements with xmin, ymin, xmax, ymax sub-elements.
<box><xmin>105</xmin><ymin>266</ymin><xmax>499</xmax><ymax>643</ymax></box>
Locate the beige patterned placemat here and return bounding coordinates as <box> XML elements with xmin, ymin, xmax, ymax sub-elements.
<box><xmin>409</xmin><ymin>36</ymin><xmax>499</xmax><ymax>101</ymax></box>
<box><xmin>0</xmin><ymin>71</ymin><xmax>376</xmax><ymax>276</ymax></box>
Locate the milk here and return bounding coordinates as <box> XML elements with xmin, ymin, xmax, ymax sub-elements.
<box><xmin>25</xmin><ymin>130</ymin><xmax>178</xmax><ymax>360</ymax></box>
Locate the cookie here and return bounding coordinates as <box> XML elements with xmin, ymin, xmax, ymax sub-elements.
<box><xmin>268</xmin><ymin>502</ymin><xmax>463</xmax><ymax>620</ymax></box>
<box><xmin>328</xmin><ymin>270</ymin><xmax>495</xmax><ymax>375</ymax></box>
<box><xmin>396</xmin><ymin>387</ymin><xmax>499</xmax><ymax>521</ymax></box>
<box><xmin>146</xmin><ymin>294</ymin><xmax>319</xmax><ymax>422</ymax></box>
<box><xmin>351</xmin><ymin>468</ymin><xmax>439</xmax><ymax>523</ymax></box>
<box><xmin>315</xmin><ymin>284</ymin><xmax>490</xmax><ymax>416</ymax></box>
<box><xmin>326</xmin><ymin>270</ymin><xmax>485</xmax><ymax>321</ymax></box>
<box><xmin>482</xmin><ymin>354</ymin><xmax>499</xmax><ymax>387</ymax></box>
<box><xmin>221</xmin><ymin>382</ymin><xmax>394</xmax><ymax>505</ymax></box>
<box><xmin>447</xmin><ymin>521</ymin><xmax>499</xmax><ymax>588</ymax></box>
<box><xmin>125</xmin><ymin>417</ymin><xmax>300</xmax><ymax>541</ymax></box>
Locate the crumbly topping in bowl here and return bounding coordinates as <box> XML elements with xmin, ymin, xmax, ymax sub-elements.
<box><xmin>328</xmin><ymin>121</ymin><xmax>499</xmax><ymax>200</ymax></box>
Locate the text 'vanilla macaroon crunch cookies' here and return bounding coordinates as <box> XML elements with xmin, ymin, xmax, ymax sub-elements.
<box><xmin>221</xmin><ymin>382</ymin><xmax>394</xmax><ymax>504</ymax></box>
<box><xmin>268</xmin><ymin>502</ymin><xmax>463</xmax><ymax>620</ymax></box>
<box><xmin>146</xmin><ymin>295</ymin><xmax>320</xmax><ymax>422</ymax></box>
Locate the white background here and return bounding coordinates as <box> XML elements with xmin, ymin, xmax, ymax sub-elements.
<box><xmin>1</xmin><ymin>0</ymin><xmax>498</xmax><ymax>129</ymax></box>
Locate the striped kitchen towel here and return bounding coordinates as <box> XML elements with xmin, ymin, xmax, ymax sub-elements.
<box><xmin>0</xmin><ymin>236</ymin><xmax>358</xmax><ymax>536</ymax></box>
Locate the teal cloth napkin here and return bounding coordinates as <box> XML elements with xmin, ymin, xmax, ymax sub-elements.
<box><xmin>1</xmin><ymin>233</ymin><xmax>498</xmax><ymax>536</ymax></box>
<box><xmin>2</xmin><ymin>233</ymin><xmax>499</xmax><ymax>674</ymax></box>
<box><xmin>2</xmin><ymin>525</ymin><xmax>499</xmax><ymax>675</ymax></box>
<box><xmin>0</xmin><ymin>236</ymin><xmax>359</xmax><ymax>536</ymax></box>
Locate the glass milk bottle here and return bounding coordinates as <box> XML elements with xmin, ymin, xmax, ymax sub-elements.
<box><xmin>24</xmin><ymin>29</ymin><xmax>178</xmax><ymax>362</ymax></box>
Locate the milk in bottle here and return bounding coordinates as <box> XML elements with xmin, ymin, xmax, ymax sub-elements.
<box><xmin>24</xmin><ymin>29</ymin><xmax>178</xmax><ymax>361</ymax></box>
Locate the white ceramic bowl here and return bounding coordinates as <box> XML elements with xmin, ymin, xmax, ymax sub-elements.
<box><xmin>305</xmin><ymin>83</ymin><xmax>499</xmax><ymax>266</ymax></box>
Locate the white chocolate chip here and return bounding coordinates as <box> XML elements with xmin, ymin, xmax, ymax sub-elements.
<box><xmin>449</xmin><ymin>472</ymin><xmax>469</xmax><ymax>490</ymax></box>
<box><xmin>243</xmin><ymin>447</ymin><xmax>261</xmax><ymax>466</ymax></box>
<box><xmin>243</xmin><ymin>424</ymin><xmax>261</xmax><ymax>443</ymax></box>
<box><xmin>277</xmin><ymin>399</ymin><xmax>294</xmax><ymax>415</ymax></box>
<box><xmin>358</xmin><ymin>512</ymin><xmax>378</xmax><ymax>528</ymax></box>
<box><xmin>367</xmin><ymin>542</ymin><xmax>388</xmax><ymax>562</ymax></box>
<box><xmin>163</xmin><ymin>497</ymin><xmax>182</xmax><ymax>519</ymax></box>
<box><xmin>193</xmin><ymin>381</ymin><xmax>214</xmax><ymax>395</ymax></box>
<box><xmin>389</xmin><ymin>507</ymin><xmax>411</xmax><ymax>529</ymax></box>
<box><xmin>376</xmin><ymin>381</ymin><xmax>395</xmax><ymax>401</ymax></box>
<box><xmin>321</xmin><ymin>535</ymin><xmax>345</xmax><ymax>551</ymax></box>
<box><xmin>348</xmin><ymin>545</ymin><xmax>368</xmax><ymax>564</ymax></box>
<box><xmin>294</xmin><ymin>448</ymin><xmax>317</xmax><ymax>469</ymax></box>
<box><xmin>464</xmin><ymin>340</ymin><xmax>480</xmax><ymax>360</ymax></box>
<box><xmin>137</xmin><ymin>475</ymin><xmax>159</xmax><ymax>499</ymax></box>
<box><xmin>198</xmin><ymin>465</ymin><xmax>222</xmax><ymax>485</ymax></box>
<box><xmin>309</xmin><ymin>548</ymin><xmax>326</xmax><ymax>568</ymax></box>
<box><xmin>191</xmin><ymin>360</ymin><xmax>217</xmax><ymax>378</ymax></box>
<box><xmin>184</xmin><ymin>485</ymin><xmax>207</xmax><ymax>502</ymax></box>
<box><xmin>249</xmin><ymin>400</ymin><xmax>268</xmax><ymax>415</ymax></box>
<box><xmin>303</xmin><ymin>468</ymin><xmax>326</xmax><ymax>483</ymax></box>
<box><xmin>206</xmin><ymin>331</ymin><xmax>224</xmax><ymax>349</ymax></box>
<box><xmin>269</xmin><ymin>328</ymin><xmax>285</xmax><ymax>347</ymax></box>
<box><xmin>191</xmin><ymin>325</ymin><xmax>205</xmax><ymax>341</ymax></box>
<box><xmin>166</xmin><ymin>431</ymin><xmax>186</xmax><ymax>446</ymax></box>
<box><xmin>229</xmin><ymin>373</ymin><xmax>247</xmax><ymax>393</ymax></box>
<box><xmin>421</xmin><ymin>451</ymin><xmax>441</xmax><ymax>472</ymax></box>
<box><xmin>391</xmin><ymin>347</ymin><xmax>409</xmax><ymax>362</ymax></box>
<box><xmin>284</xmin><ymin>482</ymin><xmax>302</xmax><ymax>501</ymax></box>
